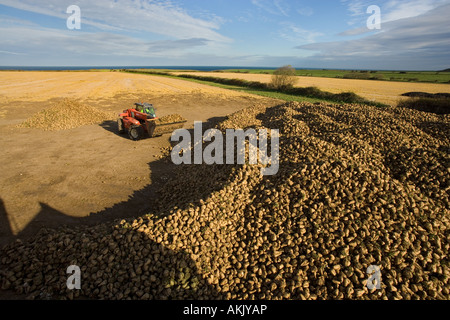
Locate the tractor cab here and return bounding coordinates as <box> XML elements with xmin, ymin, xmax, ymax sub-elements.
<box><xmin>134</xmin><ymin>103</ymin><xmax>156</xmax><ymax>119</ymax></box>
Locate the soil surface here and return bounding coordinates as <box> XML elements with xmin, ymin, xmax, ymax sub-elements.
<box><xmin>0</xmin><ymin>71</ymin><xmax>280</xmax><ymax>247</ymax></box>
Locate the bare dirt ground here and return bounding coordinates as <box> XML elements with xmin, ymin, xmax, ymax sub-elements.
<box><xmin>0</xmin><ymin>71</ymin><xmax>280</xmax><ymax>247</ymax></box>
<box><xmin>172</xmin><ymin>71</ymin><xmax>450</xmax><ymax>105</ymax></box>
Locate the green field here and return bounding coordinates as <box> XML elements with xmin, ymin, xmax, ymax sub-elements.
<box><xmin>219</xmin><ymin>69</ymin><xmax>450</xmax><ymax>84</ymax></box>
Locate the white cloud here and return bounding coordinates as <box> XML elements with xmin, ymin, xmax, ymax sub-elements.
<box><xmin>0</xmin><ymin>50</ymin><xmax>27</xmax><ymax>55</ymax></box>
<box><xmin>0</xmin><ymin>0</ymin><xmax>230</xmax><ymax>42</ymax></box>
<box><xmin>338</xmin><ymin>26</ymin><xmax>372</xmax><ymax>37</ymax></box>
<box><xmin>297</xmin><ymin>7</ymin><xmax>314</xmax><ymax>17</ymax></box>
<box><xmin>0</xmin><ymin>25</ymin><xmax>211</xmax><ymax>60</ymax></box>
<box><xmin>340</xmin><ymin>0</ymin><xmax>450</xmax><ymax>36</ymax></box>
<box><xmin>251</xmin><ymin>0</ymin><xmax>290</xmax><ymax>16</ymax></box>
<box><xmin>341</xmin><ymin>0</ymin><xmax>369</xmax><ymax>16</ymax></box>
<box><xmin>341</xmin><ymin>0</ymin><xmax>450</xmax><ymax>23</ymax></box>
<box><xmin>279</xmin><ymin>22</ymin><xmax>323</xmax><ymax>44</ymax></box>
<box><xmin>297</xmin><ymin>3</ymin><xmax>450</xmax><ymax>70</ymax></box>
<box><xmin>0</xmin><ymin>14</ymin><xmax>39</xmax><ymax>27</ymax></box>
<box><xmin>274</xmin><ymin>0</ymin><xmax>289</xmax><ymax>16</ymax></box>
<box><xmin>383</xmin><ymin>0</ymin><xmax>449</xmax><ymax>22</ymax></box>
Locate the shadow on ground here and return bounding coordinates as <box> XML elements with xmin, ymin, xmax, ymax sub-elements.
<box><xmin>0</xmin><ymin>114</ymin><xmax>233</xmax><ymax>247</ymax></box>
<box><xmin>0</xmin><ymin>200</ymin><xmax>221</xmax><ymax>299</ymax></box>
<box><xmin>99</xmin><ymin>120</ymin><xmax>124</xmax><ymax>138</ymax></box>
<box><xmin>0</xmin><ymin>115</ymin><xmax>238</xmax><ymax>299</ymax></box>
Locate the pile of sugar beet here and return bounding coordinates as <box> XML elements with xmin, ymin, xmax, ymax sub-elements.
<box><xmin>1</xmin><ymin>101</ymin><xmax>449</xmax><ymax>300</ymax></box>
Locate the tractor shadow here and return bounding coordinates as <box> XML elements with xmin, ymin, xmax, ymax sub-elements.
<box><xmin>99</xmin><ymin>120</ymin><xmax>127</xmax><ymax>139</ymax></box>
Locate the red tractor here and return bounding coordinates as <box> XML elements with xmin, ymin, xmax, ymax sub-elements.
<box><xmin>117</xmin><ymin>103</ymin><xmax>186</xmax><ymax>140</ymax></box>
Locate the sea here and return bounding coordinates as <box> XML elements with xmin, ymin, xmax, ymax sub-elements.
<box><xmin>0</xmin><ymin>66</ymin><xmax>279</xmax><ymax>71</ymax></box>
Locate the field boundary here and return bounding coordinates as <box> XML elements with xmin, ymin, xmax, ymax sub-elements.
<box><xmin>210</xmin><ymin>68</ymin><xmax>450</xmax><ymax>84</ymax></box>
<box><xmin>121</xmin><ymin>69</ymin><xmax>388</xmax><ymax>107</ymax></box>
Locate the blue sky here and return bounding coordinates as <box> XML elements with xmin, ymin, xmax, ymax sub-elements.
<box><xmin>0</xmin><ymin>0</ymin><xmax>449</xmax><ymax>69</ymax></box>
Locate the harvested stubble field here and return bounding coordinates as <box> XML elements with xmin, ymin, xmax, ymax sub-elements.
<box><xmin>172</xmin><ymin>72</ymin><xmax>450</xmax><ymax>106</ymax></box>
<box><xmin>0</xmin><ymin>71</ymin><xmax>257</xmax><ymax>105</ymax></box>
<box><xmin>1</xmin><ymin>99</ymin><xmax>449</xmax><ymax>300</ymax></box>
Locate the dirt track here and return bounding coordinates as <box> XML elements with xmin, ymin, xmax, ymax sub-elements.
<box><xmin>173</xmin><ymin>72</ymin><xmax>450</xmax><ymax>105</ymax></box>
<box><xmin>0</xmin><ymin>71</ymin><xmax>279</xmax><ymax>246</ymax></box>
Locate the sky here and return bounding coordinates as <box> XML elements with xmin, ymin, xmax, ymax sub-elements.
<box><xmin>0</xmin><ymin>0</ymin><xmax>449</xmax><ymax>70</ymax></box>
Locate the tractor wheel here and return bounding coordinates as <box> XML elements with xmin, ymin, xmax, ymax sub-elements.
<box><xmin>128</xmin><ymin>125</ymin><xmax>144</xmax><ymax>141</ymax></box>
<box><xmin>117</xmin><ymin>118</ymin><xmax>125</xmax><ymax>134</ymax></box>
